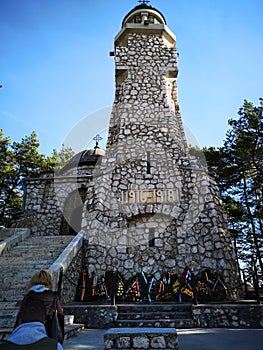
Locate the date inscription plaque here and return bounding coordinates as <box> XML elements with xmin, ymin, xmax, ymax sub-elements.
<box><xmin>121</xmin><ymin>189</ymin><xmax>179</xmax><ymax>204</ymax></box>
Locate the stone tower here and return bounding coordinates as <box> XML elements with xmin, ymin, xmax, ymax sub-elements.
<box><xmin>82</xmin><ymin>3</ymin><xmax>239</xmax><ymax>293</ymax></box>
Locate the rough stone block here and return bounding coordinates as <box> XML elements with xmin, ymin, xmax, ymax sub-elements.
<box><xmin>133</xmin><ymin>335</ymin><xmax>149</xmax><ymax>349</ymax></box>
<box><xmin>104</xmin><ymin>328</ymin><xmax>178</xmax><ymax>349</ymax></box>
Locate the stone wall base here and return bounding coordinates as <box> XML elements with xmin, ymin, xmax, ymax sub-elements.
<box><xmin>193</xmin><ymin>303</ymin><xmax>263</xmax><ymax>328</ymax></box>
<box><xmin>63</xmin><ymin>304</ymin><xmax>117</xmax><ymax>329</ymax></box>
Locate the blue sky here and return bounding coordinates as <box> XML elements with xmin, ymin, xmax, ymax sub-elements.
<box><xmin>1</xmin><ymin>0</ymin><xmax>263</xmax><ymax>155</ymax></box>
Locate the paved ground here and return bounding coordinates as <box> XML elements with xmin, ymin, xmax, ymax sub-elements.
<box><xmin>177</xmin><ymin>328</ymin><xmax>263</xmax><ymax>350</ymax></box>
<box><xmin>64</xmin><ymin>329</ymin><xmax>105</xmax><ymax>349</ymax></box>
<box><xmin>63</xmin><ymin>328</ymin><xmax>263</xmax><ymax>350</ymax></box>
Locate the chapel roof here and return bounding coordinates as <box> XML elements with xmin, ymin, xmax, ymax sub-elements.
<box><xmin>60</xmin><ymin>143</ymin><xmax>105</xmax><ymax>174</ymax></box>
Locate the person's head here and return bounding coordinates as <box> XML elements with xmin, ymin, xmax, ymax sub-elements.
<box><xmin>29</xmin><ymin>270</ymin><xmax>53</xmax><ymax>290</ymax></box>
<box><xmin>19</xmin><ymin>300</ymin><xmax>46</xmax><ymax>324</ymax></box>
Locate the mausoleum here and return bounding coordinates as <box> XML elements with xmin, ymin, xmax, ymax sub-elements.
<box><xmin>16</xmin><ymin>2</ymin><xmax>239</xmax><ymax>297</ymax></box>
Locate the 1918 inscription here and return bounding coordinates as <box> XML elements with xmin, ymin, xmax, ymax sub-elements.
<box><xmin>121</xmin><ymin>189</ymin><xmax>179</xmax><ymax>204</ymax></box>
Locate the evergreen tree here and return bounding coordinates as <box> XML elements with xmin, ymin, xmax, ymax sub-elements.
<box><xmin>204</xmin><ymin>99</ymin><xmax>263</xmax><ymax>286</ymax></box>
<box><xmin>51</xmin><ymin>145</ymin><xmax>76</xmax><ymax>170</ymax></box>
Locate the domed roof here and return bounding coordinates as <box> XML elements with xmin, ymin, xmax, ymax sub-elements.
<box><xmin>60</xmin><ymin>143</ymin><xmax>105</xmax><ymax>174</ymax></box>
<box><xmin>122</xmin><ymin>3</ymin><xmax>166</xmax><ymax>27</ymax></box>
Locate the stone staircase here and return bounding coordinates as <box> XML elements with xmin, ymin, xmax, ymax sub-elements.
<box><xmin>115</xmin><ymin>303</ymin><xmax>196</xmax><ymax>328</ymax></box>
<box><xmin>0</xmin><ymin>234</ymin><xmax>74</xmax><ymax>330</ymax></box>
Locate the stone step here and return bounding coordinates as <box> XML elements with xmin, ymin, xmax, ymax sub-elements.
<box><xmin>0</xmin><ymin>269</ymin><xmax>44</xmax><ymax>301</ymax></box>
<box><xmin>117</xmin><ymin>303</ymin><xmax>192</xmax><ymax>314</ymax></box>
<box><xmin>115</xmin><ymin>318</ymin><xmax>195</xmax><ymax>328</ymax></box>
<box><xmin>0</xmin><ymin>267</ymin><xmax>54</xmax><ymax>282</ymax></box>
<box><xmin>0</xmin><ymin>303</ymin><xmax>20</xmax><ymax>329</ymax></box>
<box><xmin>0</xmin><ymin>259</ymin><xmax>54</xmax><ymax>267</ymax></box>
<box><xmin>115</xmin><ymin>303</ymin><xmax>195</xmax><ymax>329</ymax></box>
<box><xmin>0</xmin><ymin>237</ymin><xmax>73</xmax><ymax>260</ymax></box>
<box><xmin>2</xmin><ymin>245</ymin><xmax>71</xmax><ymax>257</ymax></box>
<box><xmin>2</xmin><ymin>250</ymin><xmax>63</xmax><ymax>259</ymax></box>
<box><xmin>117</xmin><ymin>311</ymin><xmax>192</xmax><ymax>320</ymax></box>
<box><xmin>0</xmin><ymin>234</ymin><xmax>75</xmax><ymax>327</ymax></box>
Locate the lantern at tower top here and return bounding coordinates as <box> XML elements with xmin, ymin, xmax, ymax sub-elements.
<box><xmin>116</xmin><ymin>3</ymin><xmax>175</xmax><ymax>48</ymax></box>
<box><xmin>122</xmin><ymin>3</ymin><xmax>166</xmax><ymax>27</ymax></box>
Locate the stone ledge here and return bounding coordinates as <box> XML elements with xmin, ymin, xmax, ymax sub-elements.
<box><xmin>104</xmin><ymin>327</ymin><xmax>179</xmax><ymax>349</ymax></box>
<box><xmin>64</xmin><ymin>323</ymin><xmax>85</xmax><ymax>339</ymax></box>
<box><xmin>49</xmin><ymin>232</ymin><xmax>84</xmax><ymax>290</ymax></box>
<box><xmin>0</xmin><ymin>229</ymin><xmax>30</xmax><ymax>255</ymax></box>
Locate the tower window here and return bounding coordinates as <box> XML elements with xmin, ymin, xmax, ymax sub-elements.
<box><xmin>149</xmin><ymin>228</ymin><xmax>155</xmax><ymax>247</ymax></box>
<box><xmin>147</xmin><ymin>151</ymin><xmax>151</xmax><ymax>174</ymax></box>
<box><xmin>116</xmin><ymin>69</ymin><xmax>128</xmax><ymax>85</ymax></box>
<box><xmin>134</xmin><ymin>15</ymin><xmax>142</xmax><ymax>23</ymax></box>
<box><xmin>148</xmin><ymin>15</ymin><xmax>154</xmax><ymax>23</ymax></box>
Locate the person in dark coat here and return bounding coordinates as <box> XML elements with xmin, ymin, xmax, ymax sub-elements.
<box><xmin>14</xmin><ymin>270</ymin><xmax>64</xmax><ymax>343</ymax></box>
<box><xmin>1</xmin><ymin>300</ymin><xmax>63</xmax><ymax>350</ymax></box>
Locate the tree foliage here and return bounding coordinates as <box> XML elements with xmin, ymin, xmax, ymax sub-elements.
<box><xmin>51</xmin><ymin>145</ymin><xmax>76</xmax><ymax>170</ymax></box>
<box><xmin>204</xmin><ymin>98</ymin><xmax>263</xmax><ymax>286</ymax></box>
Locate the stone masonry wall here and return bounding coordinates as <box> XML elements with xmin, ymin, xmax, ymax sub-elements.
<box><xmin>15</xmin><ymin>173</ymin><xmax>63</xmax><ymax>235</ymax></box>
<box><xmin>15</xmin><ymin>172</ymin><xmax>92</xmax><ymax>236</ymax></box>
<box><xmin>60</xmin><ymin>246</ymin><xmax>84</xmax><ymax>304</ymax></box>
<box><xmin>192</xmin><ymin>304</ymin><xmax>263</xmax><ymax>328</ymax></box>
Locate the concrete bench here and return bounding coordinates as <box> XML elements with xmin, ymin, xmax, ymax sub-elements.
<box><xmin>104</xmin><ymin>327</ymin><xmax>179</xmax><ymax>349</ymax></box>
